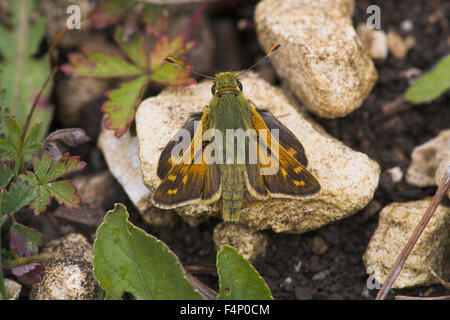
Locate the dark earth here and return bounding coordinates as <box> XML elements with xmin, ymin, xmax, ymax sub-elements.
<box><xmin>7</xmin><ymin>0</ymin><xmax>450</xmax><ymax>299</ymax></box>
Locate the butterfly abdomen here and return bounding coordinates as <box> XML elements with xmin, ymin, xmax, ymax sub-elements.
<box><xmin>220</xmin><ymin>164</ymin><xmax>245</xmax><ymax>222</ymax></box>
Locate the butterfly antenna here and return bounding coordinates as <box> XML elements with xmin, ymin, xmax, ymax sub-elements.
<box><xmin>236</xmin><ymin>44</ymin><xmax>281</xmax><ymax>78</ymax></box>
<box><xmin>165</xmin><ymin>57</ymin><xmax>215</xmax><ymax>80</ymax></box>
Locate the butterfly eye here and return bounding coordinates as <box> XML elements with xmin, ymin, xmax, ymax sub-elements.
<box><xmin>237</xmin><ymin>81</ymin><xmax>243</xmax><ymax>91</ymax></box>
<box><xmin>211</xmin><ymin>84</ymin><xmax>216</xmax><ymax>95</ymax></box>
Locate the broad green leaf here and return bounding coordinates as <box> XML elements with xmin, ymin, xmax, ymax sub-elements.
<box><xmin>0</xmin><ymin>180</ymin><xmax>38</xmax><ymax>217</ymax></box>
<box><xmin>21</xmin><ymin>152</ymin><xmax>86</xmax><ymax>214</ymax></box>
<box><xmin>405</xmin><ymin>54</ymin><xmax>450</xmax><ymax>103</ymax></box>
<box><xmin>93</xmin><ymin>203</ymin><xmax>203</xmax><ymax>300</ymax></box>
<box><xmin>10</xmin><ymin>222</ymin><xmax>44</xmax><ymax>256</ymax></box>
<box><xmin>0</xmin><ymin>163</ymin><xmax>13</xmax><ymax>189</ymax></box>
<box><xmin>114</xmin><ymin>27</ymin><xmax>148</xmax><ymax>69</ymax></box>
<box><xmin>102</xmin><ymin>75</ymin><xmax>151</xmax><ymax>138</ymax></box>
<box><xmin>0</xmin><ymin>0</ymin><xmax>53</xmax><ymax>137</ymax></box>
<box><xmin>61</xmin><ymin>49</ymin><xmax>144</xmax><ymax>78</ymax></box>
<box><xmin>217</xmin><ymin>246</ymin><xmax>273</xmax><ymax>300</ymax></box>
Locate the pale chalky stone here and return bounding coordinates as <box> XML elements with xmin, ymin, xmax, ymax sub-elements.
<box><xmin>255</xmin><ymin>0</ymin><xmax>378</xmax><ymax>118</ymax></box>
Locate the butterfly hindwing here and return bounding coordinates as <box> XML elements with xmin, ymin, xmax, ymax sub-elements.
<box><xmin>256</xmin><ymin>108</ymin><xmax>308</xmax><ymax>167</ymax></box>
<box><xmin>248</xmin><ymin>103</ymin><xmax>321</xmax><ymax>198</ymax></box>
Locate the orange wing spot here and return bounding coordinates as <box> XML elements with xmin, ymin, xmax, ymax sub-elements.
<box><xmin>280</xmin><ymin>167</ymin><xmax>288</xmax><ymax>178</ymax></box>
<box><xmin>294</xmin><ymin>180</ymin><xmax>305</xmax><ymax>186</ymax></box>
<box><xmin>294</xmin><ymin>166</ymin><xmax>303</xmax><ymax>174</ymax></box>
<box><xmin>167</xmin><ymin>174</ymin><xmax>177</xmax><ymax>182</ymax></box>
<box><xmin>288</xmin><ymin>148</ymin><xmax>297</xmax><ymax>156</ymax></box>
<box><xmin>168</xmin><ymin>189</ymin><xmax>178</xmax><ymax>195</ymax></box>
<box><xmin>182</xmin><ymin>175</ymin><xmax>188</xmax><ymax>184</ymax></box>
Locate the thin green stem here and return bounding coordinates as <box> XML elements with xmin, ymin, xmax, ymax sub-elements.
<box><xmin>13</xmin><ymin>67</ymin><xmax>57</xmax><ymax>181</ymax></box>
<box><xmin>4</xmin><ymin>252</ymin><xmax>59</xmax><ymax>268</ymax></box>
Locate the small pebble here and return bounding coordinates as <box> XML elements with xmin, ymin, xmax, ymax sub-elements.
<box><xmin>387</xmin><ymin>166</ymin><xmax>403</xmax><ymax>184</ymax></box>
<box><xmin>311</xmin><ymin>236</ymin><xmax>328</xmax><ymax>255</ymax></box>
<box><xmin>400</xmin><ymin>19</ymin><xmax>413</xmax><ymax>32</ymax></box>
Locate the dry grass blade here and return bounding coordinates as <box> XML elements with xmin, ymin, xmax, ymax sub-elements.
<box><xmin>428</xmin><ymin>266</ymin><xmax>450</xmax><ymax>290</ymax></box>
<box><xmin>186</xmin><ymin>272</ymin><xmax>218</xmax><ymax>300</ymax></box>
<box><xmin>395</xmin><ymin>295</ymin><xmax>450</xmax><ymax>300</ymax></box>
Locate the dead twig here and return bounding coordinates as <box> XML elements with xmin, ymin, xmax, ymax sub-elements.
<box><xmin>428</xmin><ymin>266</ymin><xmax>450</xmax><ymax>290</ymax></box>
<box><xmin>376</xmin><ymin>166</ymin><xmax>450</xmax><ymax>300</ymax></box>
<box><xmin>185</xmin><ymin>265</ymin><xmax>217</xmax><ymax>275</ymax></box>
<box><xmin>395</xmin><ymin>295</ymin><xmax>450</xmax><ymax>300</ymax></box>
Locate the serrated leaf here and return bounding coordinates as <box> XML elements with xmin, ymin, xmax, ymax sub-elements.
<box><xmin>0</xmin><ymin>163</ymin><xmax>13</xmax><ymax>189</ymax></box>
<box><xmin>61</xmin><ymin>49</ymin><xmax>144</xmax><ymax>78</ymax></box>
<box><xmin>0</xmin><ymin>180</ymin><xmax>38</xmax><ymax>217</ymax></box>
<box><xmin>151</xmin><ymin>57</ymin><xmax>196</xmax><ymax>86</ymax></box>
<box><xmin>149</xmin><ymin>35</ymin><xmax>195</xmax><ymax>71</ymax></box>
<box><xmin>90</xmin><ymin>0</ymin><xmax>133</xmax><ymax>29</ymax></box>
<box><xmin>10</xmin><ymin>222</ymin><xmax>44</xmax><ymax>257</ymax></box>
<box><xmin>102</xmin><ymin>75</ymin><xmax>151</xmax><ymax>138</ymax></box>
<box><xmin>217</xmin><ymin>246</ymin><xmax>273</xmax><ymax>300</ymax></box>
<box><xmin>114</xmin><ymin>26</ymin><xmax>148</xmax><ymax>69</ymax></box>
<box><xmin>405</xmin><ymin>54</ymin><xmax>450</xmax><ymax>103</ymax></box>
<box><xmin>0</xmin><ymin>0</ymin><xmax>53</xmax><ymax>137</ymax></box>
<box><xmin>0</xmin><ymin>115</ymin><xmax>42</xmax><ymax>161</ymax></box>
<box><xmin>21</xmin><ymin>152</ymin><xmax>86</xmax><ymax>214</ymax></box>
<box><xmin>93</xmin><ymin>203</ymin><xmax>203</xmax><ymax>300</ymax></box>
<box><xmin>63</xmin><ymin>11</ymin><xmax>197</xmax><ymax>138</ymax></box>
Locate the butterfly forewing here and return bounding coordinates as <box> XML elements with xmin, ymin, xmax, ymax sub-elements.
<box><xmin>247</xmin><ymin>104</ymin><xmax>321</xmax><ymax>198</ymax></box>
<box><xmin>153</xmin><ymin>109</ymin><xmax>222</xmax><ymax>208</ymax></box>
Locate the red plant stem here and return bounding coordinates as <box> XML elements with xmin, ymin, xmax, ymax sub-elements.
<box><xmin>183</xmin><ymin>2</ymin><xmax>212</xmax><ymax>40</ymax></box>
<box><xmin>376</xmin><ymin>167</ymin><xmax>450</xmax><ymax>300</ymax></box>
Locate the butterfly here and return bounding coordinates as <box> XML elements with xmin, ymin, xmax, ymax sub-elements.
<box><xmin>152</xmin><ymin>45</ymin><xmax>321</xmax><ymax>222</ymax></box>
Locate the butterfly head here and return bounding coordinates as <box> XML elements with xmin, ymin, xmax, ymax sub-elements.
<box><xmin>211</xmin><ymin>72</ymin><xmax>243</xmax><ymax>95</ymax></box>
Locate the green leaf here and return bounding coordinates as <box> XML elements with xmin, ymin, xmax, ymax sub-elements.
<box><xmin>61</xmin><ymin>49</ymin><xmax>144</xmax><ymax>78</ymax></box>
<box><xmin>405</xmin><ymin>54</ymin><xmax>450</xmax><ymax>103</ymax></box>
<box><xmin>93</xmin><ymin>203</ymin><xmax>203</xmax><ymax>300</ymax></box>
<box><xmin>10</xmin><ymin>222</ymin><xmax>44</xmax><ymax>256</ymax></box>
<box><xmin>0</xmin><ymin>0</ymin><xmax>53</xmax><ymax>137</ymax></box>
<box><xmin>150</xmin><ymin>58</ymin><xmax>196</xmax><ymax>86</ymax></box>
<box><xmin>62</xmin><ymin>18</ymin><xmax>196</xmax><ymax>138</ymax></box>
<box><xmin>102</xmin><ymin>75</ymin><xmax>151</xmax><ymax>138</ymax></box>
<box><xmin>149</xmin><ymin>35</ymin><xmax>195</xmax><ymax>71</ymax></box>
<box><xmin>21</xmin><ymin>152</ymin><xmax>86</xmax><ymax>214</ymax></box>
<box><xmin>0</xmin><ymin>115</ymin><xmax>42</xmax><ymax>162</ymax></box>
<box><xmin>0</xmin><ymin>180</ymin><xmax>38</xmax><ymax>217</ymax></box>
<box><xmin>0</xmin><ymin>163</ymin><xmax>13</xmax><ymax>189</ymax></box>
<box><xmin>114</xmin><ymin>27</ymin><xmax>148</xmax><ymax>69</ymax></box>
<box><xmin>217</xmin><ymin>246</ymin><xmax>273</xmax><ymax>300</ymax></box>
